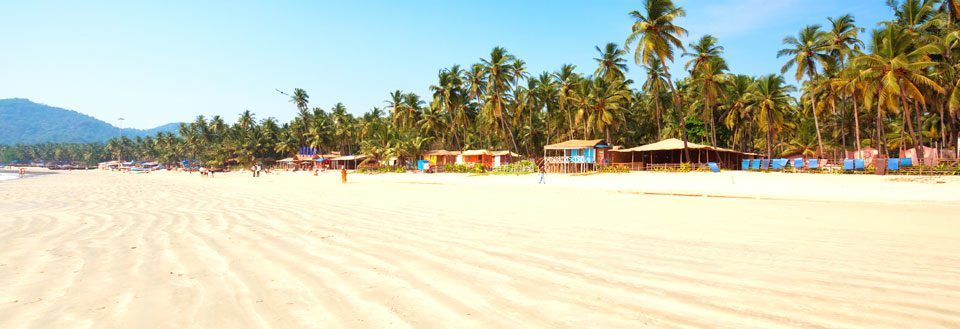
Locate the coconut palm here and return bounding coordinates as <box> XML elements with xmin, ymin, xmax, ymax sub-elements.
<box><xmin>748</xmin><ymin>74</ymin><xmax>797</xmax><ymax>158</ymax></box>
<box><xmin>594</xmin><ymin>43</ymin><xmax>630</xmax><ymax>81</ymax></box>
<box><xmin>779</xmin><ymin>25</ymin><xmax>834</xmax><ymax>157</ymax></box>
<box><xmin>626</xmin><ymin>0</ymin><xmax>689</xmax><ymax>159</ymax></box>
<box><xmin>480</xmin><ymin>47</ymin><xmax>519</xmax><ymax>152</ymax></box>
<box><xmin>682</xmin><ymin>34</ymin><xmax>725</xmax><ymax>73</ymax></box>
<box><xmin>856</xmin><ymin>24</ymin><xmax>943</xmax><ymax>162</ymax></box>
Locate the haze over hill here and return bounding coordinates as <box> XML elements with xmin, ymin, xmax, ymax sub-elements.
<box><xmin>0</xmin><ymin>98</ymin><xmax>180</xmax><ymax>144</ymax></box>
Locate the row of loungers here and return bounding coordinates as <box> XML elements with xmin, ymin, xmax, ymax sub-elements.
<box><xmin>742</xmin><ymin>159</ymin><xmax>803</xmax><ymax>171</ymax></box>
<box><xmin>742</xmin><ymin>158</ymin><xmax>914</xmax><ymax>171</ymax></box>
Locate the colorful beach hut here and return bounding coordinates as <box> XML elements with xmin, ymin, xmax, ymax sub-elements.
<box><xmin>491</xmin><ymin>151</ymin><xmax>520</xmax><ymax>168</ymax></box>
<box><xmin>462</xmin><ymin>150</ymin><xmax>494</xmax><ymax>168</ymax></box>
<box><xmin>543</xmin><ymin>139</ymin><xmax>609</xmax><ymax>173</ymax></box>
<box><xmin>421</xmin><ymin>150</ymin><xmax>460</xmax><ymax>167</ymax></box>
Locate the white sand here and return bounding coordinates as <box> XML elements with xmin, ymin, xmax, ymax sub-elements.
<box><xmin>1</xmin><ymin>169</ymin><xmax>959</xmax><ymax>328</ymax></box>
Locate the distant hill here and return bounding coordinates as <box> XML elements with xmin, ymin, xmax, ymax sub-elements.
<box><xmin>0</xmin><ymin>98</ymin><xmax>180</xmax><ymax>144</ymax></box>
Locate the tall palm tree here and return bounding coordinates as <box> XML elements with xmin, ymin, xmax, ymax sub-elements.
<box><xmin>856</xmin><ymin>24</ymin><xmax>943</xmax><ymax>162</ymax></box>
<box><xmin>682</xmin><ymin>34</ymin><xmax>724</xmax><ymax>73</ymax></box>
<box><xmin>691</xmin><ymin>58</ymin><xmax>730</xmax><ymax>146</ymax></box>
<box><xmin>748</xmin><ymin>74</ymin><xmax>797</xmax><ymax>158</ymax></box>
<box><xmin>722</xmin><ymin>74</ymin><xmax>756</xmax><ymax>152</ymax></box>
<box><xmin>642</xmin><ymin>58</ymin><xmax>670</xmax><ymax>138</ymax></box>
<box><xmin>594</xmin><ymin>43</ymin><xmax>630</xmax><ymax>81</ymax></box>
<box><xmin>554</xmin><ymin>64</ymin><xmax>580</xmax><ymax>140</ymax></box>
<box><xmin>576</xmin><ymin>77</ymin><xmax>631</xmax><ymax>141</ymax></box>
<box><xmin>626</xmin><ymin>0</ymin><xmax>689</xmax><ymax>159</ymax></box>
<box><xmin>778</xmin><ymin>25</ymin><xmax>833</xmax><ymax>157</ymax></box>
<box><xmin>480</xmin><ymin>47</ymin><xmax>519</xmax><ymax>152</ymax></box>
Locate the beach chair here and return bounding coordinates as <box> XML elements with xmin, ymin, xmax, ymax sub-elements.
<box><xmin>771</xmin><ymin>159</ymin><xmax>784</xmax><ymax>170</ymax></box>
<box><xmin>707</xmin><ymin>162</ymin><xmax>720</xmax><ymax>173</ymax></box>
<box><xmin>854</xmin><ymin>159</ymin><xmax>865</xmax><ymax>170</ymax></box>
<box><xmin>808</xmin><ymin>159</ymin><xmax>819</xmax><ymax>170</ymax></box>
<box><xmin>778</xmin><ymin>159</ymin><xmax>789</xmax><ymax>170</ymax></box>
<box><xmin>751</xmin><ymin>159</ymin><xmax>761</xmax><ymax>170</ymax></box>
<box><xmin>900</xmin><ymin>158</ymin><xmax>912</xmax><ymax>167</ymax></box>
<box><xmin>888</xmin><ymin>158</ymin><xmax>900</xmax><ymax>171</ymax></box>
<box><xmin>843</xmin><ymin>159</ymin><xmax>854</xmax><ymax>171</ymax></box>
<box><xmin>793</xmin><ymin>158</ymin><xmax>804</xmax><ymax>170</ymax></box>
<box><xmin>760</xmin><ymin>159</ymin><xmax>770</xmax><ymax>170</ymax></box>
<box><xmin>742</xmin><ymin>159</ymin><xmax>750</xmax><ymax>170</ymax></box>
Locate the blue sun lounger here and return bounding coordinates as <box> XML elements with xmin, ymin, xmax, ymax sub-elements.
<box><xmin>843</xmin><ymin>159</ymin><xmax>854</xmax><ymax>171</ymax></box>
<box><xmin>760</xmin><ymin>159</ymin><xmax>770</xmax><ymax>170</ymax></box>
<box><xmin>742</xmin><ymin>159</ymin><xmax>750</xmax><ymax>170</ymax></box>
<box><xmin>887</xmin><ymin>158</ymin><xmax>900</xmax><ymax>171</ymax></box>
<box><xmin>751</xmin><ymin>159</ymin><xmax>761</xmax><ymax>170</ymax></box>
<box><xmin>771</xmin><ymin>159</ymin><xmax>784</xmax><ymax>170</ymax></box>
<box><xmin>707</xmin><ymin>162</ymin><xmax>720</xmax><ymax>173</ymax></box>
<box><xmin>854</xmin><ymin>159</ymin><xmax>864</xmax><ymax>170</ymax></box>
<box><xmin>793</xmin><ymin>158</ymin><xmax>804</xmax><ymax>170</ymax></box>
<box><xmin>900</xmin><ymin>158</ymin><xmax>912</xmax><ymax>167</ymax></box>
<box><xmin>808</xmin><ymin>159</ymin><xmax>819</xmax><ymax>170</ymax></box>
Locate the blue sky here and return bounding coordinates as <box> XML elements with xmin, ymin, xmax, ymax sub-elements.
<box><xmin>1</xmin><ymin>0</ymin><xmax>892</xmax><ymax>129</ymax></box>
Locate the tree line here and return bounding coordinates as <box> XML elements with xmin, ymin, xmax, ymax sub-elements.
<box><xmin>4</xmin><ymin>0</ymin><xmax>960</xmax><ymax>167</ymax></box>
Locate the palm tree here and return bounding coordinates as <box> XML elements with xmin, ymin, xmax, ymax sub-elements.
<box><xmin>689</xmin><ymin>44</ymin><xmax>730</xmax><ymax>147</ymax></box>
<box><xmin>856</xmin><ymin>24</ymin><xmax>943</xmax><ymax>162</ymax></box>
<box><xmin>576</xmin><ymin>77</ymin><xmax>631</xmax><ymax>141</ymax></box>
<box><xmin>682</xmin><ymin>34</ymin><xmax>725</xmax><ymax>73</ymax></box>
<box><xmin>386</xmin><ymin>90</ymin><xmax>404</xmax><ymax>127</ymax></box>
<box><xmin>626</xmin><ymin>0</ymin><xmax>689</xmax><ymax>159</ymax></box>
<box><xmin>480</xmin><ymin>47</ymin><xmax>519</xmax><ymax>152</ymax></box>
<box><xmin>641</xmin><ymin>58</ymin><xmax>670</xmax><ymax>138</ymax></box>
<box><xmin>748</xmin><ymin>74</ymin><xmax>797</xmax><ymax>158</ymax></box>
<box><xmin>554</xmin><ymin>64</ymin><xmax>580</xmax><ymax>140</ymax></box>
<box><xmin>779</xmin><ymin>25</ymin><xmax>833</xmax><ymax>157</ymax></box>
<box><xmin>722</xmin><ymin>75</ymin><xmax>756</xmax><ymax>152</ymax></box>
<box><xmin>594</xmin><ymin>43</ymin><xmax>629</xmax><ymax>81</ymax></box>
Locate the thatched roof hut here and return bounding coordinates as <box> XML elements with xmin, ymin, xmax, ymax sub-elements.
<box><xmin>610</xmin><ymin>138</ymin><xmax>754</xmax><ymax>170</ymax></box>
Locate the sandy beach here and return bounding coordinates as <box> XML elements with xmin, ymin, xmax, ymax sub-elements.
<box><xmin>1</xmin><ymin>169</ymin><xmax>959</xmax><ymax>328</ymax></box>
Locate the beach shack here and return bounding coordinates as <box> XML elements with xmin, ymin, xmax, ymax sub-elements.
<box><xmin>491</xmin><ymin>151</ymin><xmax>520</xmax><ymax>168</ymax></box>
<box><xmin>543</xmin><ymin>139</ymin><xmax>609</xmax><ymax>173</ymax></box>
<box><xmin>421</xmin><ymin>150</ymin><xmax>460</xmax><ymax>167</ymax></box>
<box><xmin>609</xmin><ymin>138</ymin><xmax>752</xmax><ymax>170</ymax></box>
<box><xmin>462</xmin><ymin>150</ymin><xmax>494</xmax><ymax>168</ymax></box>
<box><xmin>98</xmin><ymin>160</ymin><xmax>119</xmax><ymax>171</ymax></box>
<box><xmin>330</xmin><ymin>155</ymin><xmax>369</xmax><ymax>170</ymax></box>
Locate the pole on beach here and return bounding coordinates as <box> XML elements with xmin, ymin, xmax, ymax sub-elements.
<box><xmin>118</xmin><ymin>117</ymin><xmax>125</xmax><ymax>165</ymax></box>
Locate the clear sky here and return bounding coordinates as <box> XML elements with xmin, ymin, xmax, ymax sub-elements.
<box><xmin>1</xmin><ymin>0</ymin><xmax>892</xmax><ymax>129</ymax></box>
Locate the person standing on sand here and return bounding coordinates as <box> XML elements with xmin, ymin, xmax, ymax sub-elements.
<box><xmin>251</xmin><ymin>164</ymin><xmax>257</xmax><ymax>177</ymax></box>
<box><xmin>19</xmin><ymin>167</ymin><xmax>25</xmax><ymax>178</ymax></box>
<box><xmin>341</xmin><ymin>167</ymin><xmax>347</xmax><ymax>184</ymax></box>
<box><xmin>538</xmin><ymin>166</ymin><xmax>546</xmax><ymax>184</ymax></box>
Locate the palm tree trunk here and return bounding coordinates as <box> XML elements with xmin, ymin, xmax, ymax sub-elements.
<box><xmin>655</xmin><ymin>100</ymin><xmax>663</xmax><ymax>139</ymax></box>
<box><xmin>709</xmin><ymin>103</ymin><xmax>718</xmax><ymax>146</ymax></box>
<box><xmin>853</xmin><ymin>96</ymin><xmax>862</xmax><ymax>159</ymax></box>
<box><xmin>837</xmin><ymin>101</ymin><xmax>846</xmax><ymax>153</ymax></box>
<box><xmin>664</xmin><ymin>75</ymin><xmax>690</xmax><ymax>162</ymax></box>
<box><xmin>939</xmin><ymin>103</ymin><xmax>947</xmax><ymax>149</ymax></box>
<box><xmin>767</xmin><ymin>109</ymin><xmax>774</xmax><ymax>158</ymax></box>
<box><xmin>811</xmin><ymin>95</ymin><xmax>825</xmax><ymax>158</ymax></box>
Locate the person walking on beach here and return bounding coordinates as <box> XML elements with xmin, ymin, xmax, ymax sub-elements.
<box><xmin>538</xmin><ymin>166</ymin><xmax>546</xmax><ymax>184</ymax></box>
<box><xmin>341</xmin><ymin>167</ymin><xmax>347</xmax><ymax>184</ymax></box>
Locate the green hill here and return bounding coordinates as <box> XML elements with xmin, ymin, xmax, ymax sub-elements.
<box><xmin>0</xmin><ymin>98</ymin><xmax>180</xmax><ymax>144</ymax></box>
